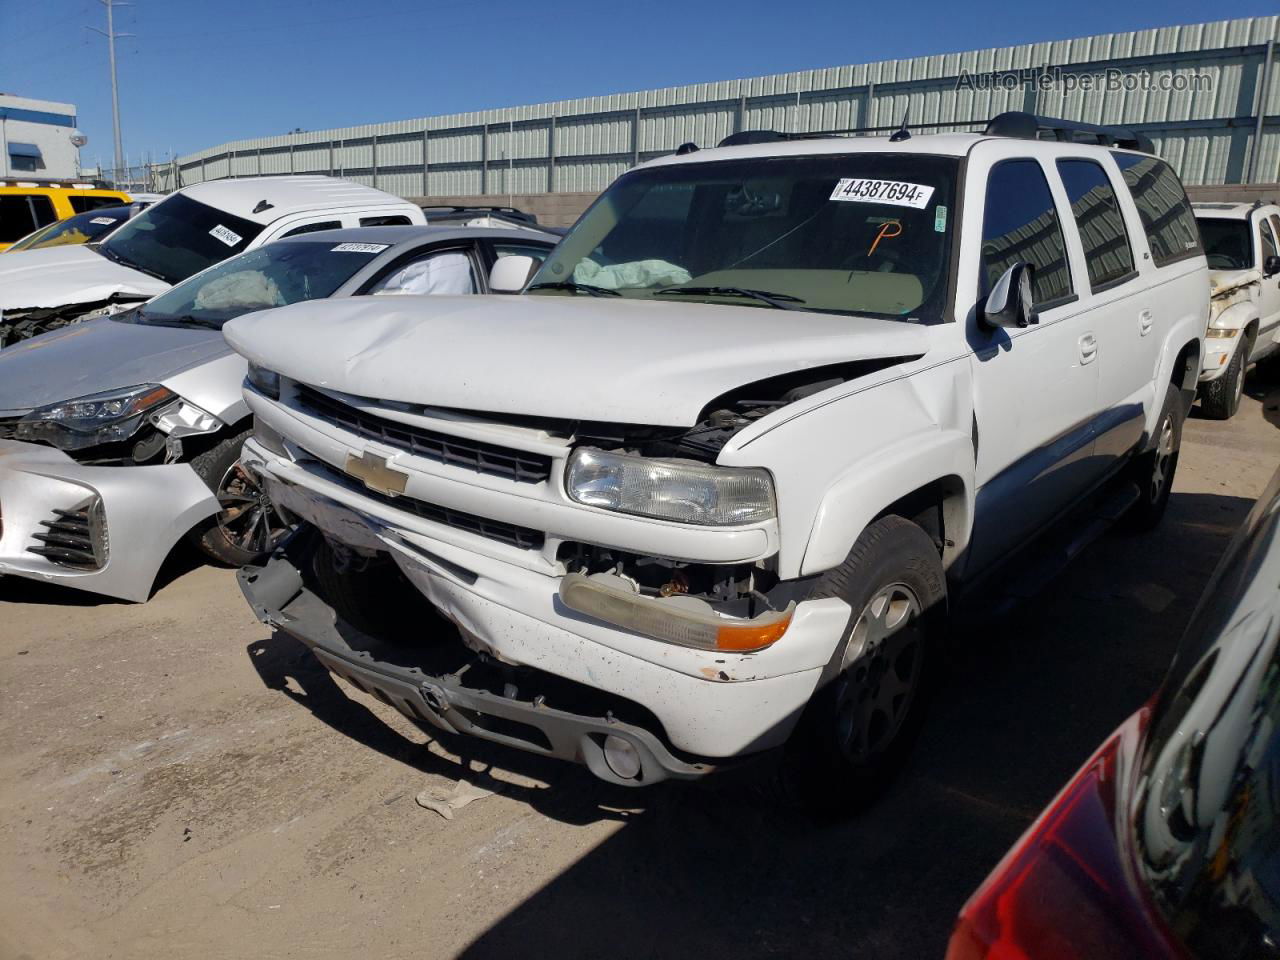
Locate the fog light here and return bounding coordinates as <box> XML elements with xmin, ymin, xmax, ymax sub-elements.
<box><xmin>603</xmin><ymin>735</ymin><xmax>642</xmax><ymax>780</ymax></box>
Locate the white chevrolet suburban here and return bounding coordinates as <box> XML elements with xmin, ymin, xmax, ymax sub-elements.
<box><xmin>1192</xmin><ymin>201</ymin><xmax>1280</xmax><ymax>419</ymax></box>
<box><xmin>227</xmin><ymin>112</ymin><xmax>1208</xmax><ymax>811</ymax></box>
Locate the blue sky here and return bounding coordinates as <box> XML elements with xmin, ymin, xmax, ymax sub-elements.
<box><xmin>1</xmin><ymin>0</ymin><xmax>1274</xmax><ymax>167</ymax></box>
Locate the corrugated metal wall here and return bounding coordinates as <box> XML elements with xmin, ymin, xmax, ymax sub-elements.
<box><xmin>155</xmin><ymin>15</ymin><xmax>1279</xmax><ymax>196</ymax></box>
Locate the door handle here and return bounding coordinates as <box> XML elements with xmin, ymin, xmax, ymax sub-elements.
<box><xmin>1079</xmin><ymin>333</ymin><xmax>1098</xmax><ymax>365</ymax></box>
<box><xmin>1139</xmin><ymin>309</ymin><xmax>1153</xmax><ymax>337</ymax></box>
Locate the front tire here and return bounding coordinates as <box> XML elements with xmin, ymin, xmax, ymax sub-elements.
<box><xmin>783</xmin><ymin>515</ymin><xmax>946</xmax><ymax>815</ymax></box>
<box><xmin>1200</xmin><ymin>342</ymin><xmax>1245</xmax><ymax>420</ymax></box>
<box><xmin>186</xmin><ymin>429</ymin><xmax>292</xmax><ymax>566</ymax></box>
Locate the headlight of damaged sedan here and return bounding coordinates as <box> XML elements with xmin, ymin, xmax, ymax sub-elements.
<box><xmin>566</xmin><ymin>448</ymin><xmax>775</xmax><ymax>525</ymax></box>
<box><xmin>15</xmin><ymin>384</ymin><xmax>176</xmax><ymax>451</ymax></box>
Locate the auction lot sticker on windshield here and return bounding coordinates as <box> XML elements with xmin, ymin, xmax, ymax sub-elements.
<box><xmin>209</xmin><ymin>224</ymin><xmax>243</xmax><ymax>247</ymax></box>
<box><xmin>830</xmin><ymin>178</ymin><xmax>935</xmax><ymax>209</ymax></box>
<box><xmin>90</xmin><ymin>216</ymin><xmax>117</xmax><ymax>225</ymax></box>
<box><xmin>331</xmin><ymin>242</ymin><xmax>390</xmax><ymax>254</ymax></box>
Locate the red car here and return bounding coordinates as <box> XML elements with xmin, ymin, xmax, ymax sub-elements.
<box><xmin>948</xmin><ymin>467</ymin><xmax>1280</xmax><ymax>960</ymax></box>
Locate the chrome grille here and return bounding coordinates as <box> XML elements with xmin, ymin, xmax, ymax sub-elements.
<box><xmin>304</xmin><ymin>457</ymin><xmax>545</xmax><ymax>552</ymax></box>
<box><xmin>294</xmin><ymin>385</ymin><xmax>551</xmax><ymax>484</ymax></box>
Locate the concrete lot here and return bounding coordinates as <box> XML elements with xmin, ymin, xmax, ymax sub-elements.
<box><xmin>2</xmin><ymin>378</ymin><xmax>1279</xmax><ymax>960</ymax></box>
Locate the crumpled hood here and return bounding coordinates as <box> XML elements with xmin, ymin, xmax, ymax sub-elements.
<box><xmin>1209</xmin><ymin>268</ymin><xmax>1261</xmax><ymax>298</ymax></box>
<box><xmin>224</xmin><ymin>294</ymin><xmax>931</xmax><ymax>426</ymax></box>
<box><xmin>0</xmin><ymin>315</ymin><xmax>227</xmax><ymax>415</ymax></box>
<box><xmin>0</xmin><ymin>244</ymin><xmax>168</xmax><ymax>311</ymax></box>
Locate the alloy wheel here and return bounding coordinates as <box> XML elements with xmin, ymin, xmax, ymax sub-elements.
<box><xmin>215</xmin><ymin>461</ymin><xmax>291</xmax><ymax>557</ymax></box>
<box><xmin>834</xmin><ymin>583</ymin><xmax>924</xmax><ymax>763</ymax></box>
<box><xmin>1149</xmin><ymin>414</ymin><xmax>1176</xmax><ymax>504</ymax></box>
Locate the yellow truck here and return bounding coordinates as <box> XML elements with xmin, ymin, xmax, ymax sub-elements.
<box><xmin>0</xmin><ymin>181</ymin><xmax>132</xmax><ymax>252</ymax></box>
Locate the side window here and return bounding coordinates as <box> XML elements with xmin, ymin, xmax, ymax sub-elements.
<box><xmin>1110</xmin><ymin>154</ymin><xmax>1202</xmax><ymax>267</ymax></box>
<box><xmin>493</xmin><ymin>242</ymin><xmax>552</xmax><ymax>266</ymax></box>
<box><xmin>28</xmin><ymin>195</ymin><xmax>56</xmax><ymax>228</ymax></box>
<box><xmin>69</xmin><ymin>196</ymin><xmax>125</xmax><ymax>214</ymax></box>
<box><xmin>1055</xmin><ymin>159</ymin><xmax>1136</xmax><ymax>291</ymax></box>
<box><xmin>1258</xmin><ymin>218</ymin><xmax>1278</xmax><ymax>267</ymax></box>
<box><xmin>1270</xmin><ymin>215</ymin><xmax>1280</xmax><ymax>258</ymax></box>
<box><xmin>360</xmin><ymin>214</ymin><xmax>412</xmax><ymax>227</ymax></box>
<box><xmin>368</xmin><ymin>248</ymin><xmax>477</xmax><ymax>296</ymax></box>
<box><xmin>0</xmin><ymin>195</ymin><xmax>39</xmax><ymax>242</ymax></box>
<box><xmin>980</xmin><ymin>160</ymin><xmax>1073</xmax><ymax>307</ymax></box>
<box><xmin>280</xmin><ymin>220</ymin><xmax>342</xmax><ymax>238</ymax></box>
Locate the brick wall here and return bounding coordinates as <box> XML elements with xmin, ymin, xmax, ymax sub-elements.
<box><xmin>1187</xmin><ymin>183</ymin><xmax>1280</xmax><ymax>205</ymax></box>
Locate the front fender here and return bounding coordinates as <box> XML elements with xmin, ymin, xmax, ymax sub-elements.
<box><xmin>799</xmin><ymin>430</ymin><xmax>974</xmax><ymax>576</ymax></box>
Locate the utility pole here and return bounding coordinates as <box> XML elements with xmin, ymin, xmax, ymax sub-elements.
<box><xmin>87</xmin><ymin>0</ymin><xmax>132</xmax><ymax>185</ymax></box>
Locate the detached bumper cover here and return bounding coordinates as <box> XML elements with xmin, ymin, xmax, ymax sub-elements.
<box><xmin>238</xmin><ymin>544</ymin><xmax>717</xmax><ymax>786</ymax></box>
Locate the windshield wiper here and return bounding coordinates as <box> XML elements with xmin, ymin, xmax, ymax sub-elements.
<box><xmin>527</xmin><ymin>280</ymin><xmax>621</xmax><ymax>298</ymax></box>
<box><xmin>98</xmin><ymin>244</ymin><xmax>170</xmax><ymax>284</ymax></box>
<box><xmin>137</xmin><ymin>313</ymin><xmax>224</xmax><ymax>330</ymax></box>
<box><xmin>653</xmin><ymin>286</ymin><xmax>804</xmax><ymax>310</ymax></box>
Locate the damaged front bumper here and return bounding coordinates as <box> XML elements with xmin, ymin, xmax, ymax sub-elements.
<box><xmin>239</xmin><ymin>540</ymin><xmax>718</xmax><ymax>786</ymax></box>
<box><xmin>0</xmin><ymin>438</ymin><xmax>219</xmax><ymax>601</ymax></box>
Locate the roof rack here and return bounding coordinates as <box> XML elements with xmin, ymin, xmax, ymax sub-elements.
<box><xmin>983</xmin><ymin>111</ymin><xmax>1154</xmax><ymax>153</ymax></box>
<box><xmin>419</xmin><ymin>205</ymin><xmax>539</xmax><ymax>225</ymax></box>
<box><xmin>717</xmin><ymin>121</ymin><xmax>983</xmax><ymax>148</ymax></box>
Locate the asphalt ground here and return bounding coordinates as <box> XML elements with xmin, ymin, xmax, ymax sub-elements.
<box><xmin>2</xmin><ymin>375</ymin><xmax>1279</xmax><ymax>960</ymax></box>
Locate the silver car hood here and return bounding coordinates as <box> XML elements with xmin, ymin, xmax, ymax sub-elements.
<box><xmin>224</xmin><ymin>294</ymin><xmax>931</xmax><ymax>426</ymax></box>
<box><xmin>0</xmin><ymin>315</ymin><xmax>228</xmax><ymax>415</ymax></box>
<box><xmin>0</xmin><ymin>244</ymin><xmax>168</xmax><ymax>311</ymax></box>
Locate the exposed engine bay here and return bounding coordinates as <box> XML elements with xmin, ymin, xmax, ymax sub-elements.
<box><xmin>0</xmin><ymin>298</ymin><xmax>145</xmax><ymax>348</ymax></box>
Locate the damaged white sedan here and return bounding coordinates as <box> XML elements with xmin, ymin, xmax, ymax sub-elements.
<box><xmin>0</xmin><ymin>224</ymin><xmax>557</xmax><ymax>601</ymax></box>
<box><xmin>228</xmin><ymin>113</ymin><xmax>1208</xmax><ymax>810</ymax></box>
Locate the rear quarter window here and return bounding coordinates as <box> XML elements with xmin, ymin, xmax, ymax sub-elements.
<box><xmin>1110</xmin><ymin>154</ymin><xmax>1203</xmax><ymax>268</ymax></box>
<box><xmin>69</xmin><ymin>195</ymin><xmax>126</xmax><ymax>214</ymax></box>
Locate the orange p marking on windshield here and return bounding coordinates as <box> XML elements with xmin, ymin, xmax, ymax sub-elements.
<box><xmin>868</xmin><ymin>220</ymin><xmax>902</xmax><ymax>256</ymax></box>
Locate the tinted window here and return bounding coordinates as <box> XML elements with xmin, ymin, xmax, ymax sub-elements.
<box><xmin>493</xmin><ymin>241</ymin><xmax>552</xmax><ymax>265</ymax></box>
<box><xmin>7</xmin><ymin>206</ymin><xmax>131</xmax><ymax>252</ymax></box>
<box><xmin>280</xmin><ymin>220</ymin><xmax>342</xmax><ymax>238</ymax></box>
<box><xmin>980</xmin><ymin>160</ymin><xmax>1072</xmax><ymax>307</ymax></box>
<box><xmin>0</xmin><ymin>195</ymin><xmax>56</xmax><ymax>242</ymax></box>
<box><xmin>69</xmin><ymin>195</ymin><xmax>126</xmax><ymax>214</ymax></box>
<box><xmin>360</xmin><ymin>214</ymin><xmax>412</xmax><ymax>227</ymax></box>
<box><xmin>1111</xmin><ymin>154</ymin><xmax>1202</xmax><ymax>268</ymax></box>
<box><xmin>101</xmin><ymin>193</ymin><xmax>264</xmax><ymax>286</ymax></box>
<box><xmin>1259</xmin><ymin>219</ymin><xmax>1278</xmax><ymax>265</ymax></box>
<box><xmin>1270</xmin><ymin>215</ymin><xmax>1280</xmax><ymax>258</ymax></box>
<box><xmin>1056</xmin><ymin>159</ymin><xmax>1135</xmax><ymax>290</ymax></box>
<box><xmin>1197</xmin><ymin>218</ymin><xmax>1254</xmax><ymax>271</ymax></box>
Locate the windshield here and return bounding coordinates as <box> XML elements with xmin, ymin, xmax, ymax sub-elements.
<box><xmin>125</xmin><ymin>240</ymin><xmax>382</xmax><ymax>330</ymax></box>
<box><xmin>1197</xmin><ymin>217</ymin><xmax>1253</xmax><ymax>271</ymax></box>
<box><xmin>100</xmin><ymin>192</ymin><xmax>264</xmax><ymax>285</ymax></box>
<box><xmin>8</xmin><ymin>207</ymin><xmax>131</xmax><ymax>252</ymax></box>
<box><xmin>527</xmin><ymin>154</ymin><xmax>959</xmax><ymax>322</ymax></box>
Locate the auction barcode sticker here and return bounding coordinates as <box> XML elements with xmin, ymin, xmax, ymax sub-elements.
<box><xmin>90</xmin><ymin>216</ymin><xmax>117</xmax><ymax>225</ymax></box>
<box><xmin>331</xmin><ymin>242</ymin><xmax>390</xmax><ymax>254</ymax></box>
<box><xmin>830</xmin><ymin>178</ymin><xmax>935</xmax><ymax>209</ymax></box>
<box><xmin>208</xmin><ymin>224</ymin><xmax>243</xmax><ymax>247</ymax></box>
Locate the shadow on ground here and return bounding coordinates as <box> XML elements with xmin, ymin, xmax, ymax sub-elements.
<box><xmin>245</xmin><ymin>490</ymin><xmax>1254</xmax><ymax>960</ymax></box>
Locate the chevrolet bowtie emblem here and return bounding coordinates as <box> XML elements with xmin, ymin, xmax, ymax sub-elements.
<box><xmin>344</xmin><ymin>450</ymin><xmax>409</xmax><ymax>497</ymax></box>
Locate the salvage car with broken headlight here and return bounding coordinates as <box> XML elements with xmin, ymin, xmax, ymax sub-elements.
<box><xmin>0</xmin><ymin>224</ymin><xmax>557</xmax><ymax>602</ymax></box>
<box><xmin>228</xmin><ymin>113</ymin><xmax>1208</xmax><ymax>810</ymax></box>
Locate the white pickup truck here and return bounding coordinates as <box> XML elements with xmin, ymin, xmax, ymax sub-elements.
<box><xmin>1192</xmin><ymin>201</ymin><xmax>1280</xmax><ymax>419</ymax></box>
<box><xmin>0</xmin><ymin>175</ymin><xmax>426</xmax><ymax>345</ymax></box>
<box><xmin>228</xmin><ymin>112</ymin><xmax>1208</xmax><ymax>812</ymax></box>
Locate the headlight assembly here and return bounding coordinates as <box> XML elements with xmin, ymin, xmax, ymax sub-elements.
<box><xmin>15</xmin><ymin>384</ymin><xmax>175</xmax><ymax>451</ymax></box>
<box><xmin>246</xmin><ymin>363</ymin><xmax>281</xmax><ymax>400</ymax></box>
<box><xmin>565</xmin><ymin>447</ymin><xmax>775</xmax><ymax>526</ymax></box>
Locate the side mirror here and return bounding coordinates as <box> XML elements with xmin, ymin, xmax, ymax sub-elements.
<box><xmin>489</xmin><ymin>255</ymin><xmax>538</xmax><ymax>293</ymax></box>
<box><xmin>983</xmin><ymin>262</ymin><xmax>1039</xmax><ymax>330</ymax></box>
<box><xmin>1264</xmin><ymin>254</ymin><xmax>1280</xmax><ymax>277</ymax></box>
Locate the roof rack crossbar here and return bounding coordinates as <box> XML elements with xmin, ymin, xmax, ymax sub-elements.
<box><xmin>983</xmin><ymin>111</ymin><xmax>1153</xmax><ymax>153</ymax></box>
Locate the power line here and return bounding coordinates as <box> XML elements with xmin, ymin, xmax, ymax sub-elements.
<box><xmin>86</xmin><ymin>0</ymin><xmax>133</xmax><ymax>179</ymax></box>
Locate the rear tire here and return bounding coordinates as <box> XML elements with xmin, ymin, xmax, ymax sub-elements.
<box><xmin>186</xmin><ymin>430</ymin><xmax>292</xmax><ymax>566</ymax></box>
<box><xmin>1123</xmin><ymin>383</ymin><xmax>1183</xmax><ymax>532</ymax></box>
<box><xmin>1200</xmin><ymin>342</ymin><xmax>1245</xmax><ymax>420</ymax></box>
<box><xmin>782</xmin><ymin>515</ymin><xmax>946</xmax><ymax>816</ymax></box>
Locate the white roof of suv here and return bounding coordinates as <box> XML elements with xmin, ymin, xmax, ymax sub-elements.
<box><xmin>177</xmin><ymin>175</ymin><xmax>413</xmax><ymax>224</ymax></box>
<box><xmin>1192</xmin><ymin>201</ymin><xmax>1277</xmax><ymax>221</ymax></box>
